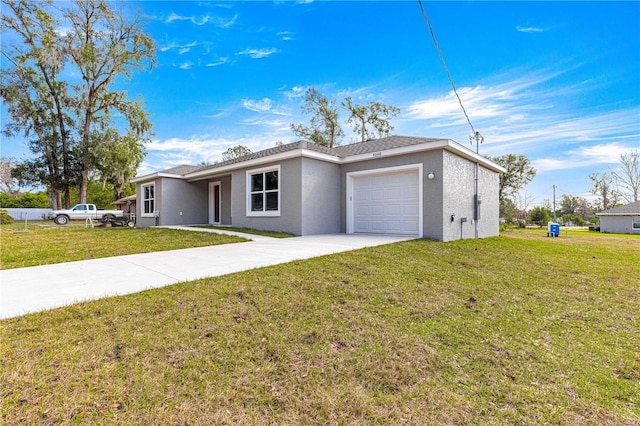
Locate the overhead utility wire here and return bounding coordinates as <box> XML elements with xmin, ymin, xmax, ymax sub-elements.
<box><xmin>417</xmin><ymin>0</ymin><xmax>477</xmax><ymax>137</ymax></box>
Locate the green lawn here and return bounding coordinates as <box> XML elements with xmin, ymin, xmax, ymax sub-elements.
<box><xmin>1</xmin><ymin>231</ymin><xmax>638</xmax><ymax>424</ymax></box>
<box><xmin>0</xmin><ymin>222</ymin><xmax>247</xmax><ymax>269</ymax></box>
<box><xmin>190</xmin><ymin>225</ymin><xmax>295</xmax><ymax>238</ymax></box>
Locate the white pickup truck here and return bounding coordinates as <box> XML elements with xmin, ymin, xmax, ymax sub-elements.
<box><xmin>49</xmin><ymin>203</ymin><xmax>134</xmax><ymax>226</ymax></box>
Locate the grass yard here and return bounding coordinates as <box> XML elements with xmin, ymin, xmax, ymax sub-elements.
<box><xmin>190</xmin><ymin>225</ymin><xmax>295</xmax><ymax>238</ymax></box>
<box><xmin>1</xmin><ymin>231</ymin><xmax>638</xmax><ymax>424</ymax></box>
<box><xmin>0</xmin><ymin>222</ymin><xmax>247</xmax><ymax>269</ymax></box>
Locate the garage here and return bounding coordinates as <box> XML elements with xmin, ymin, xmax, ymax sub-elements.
<box><xmin>348</xmin><ymin>166</ymin><xmax>421</xmax><ymax>236</ymax></box>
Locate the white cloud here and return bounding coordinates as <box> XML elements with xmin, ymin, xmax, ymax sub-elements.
<box><xmin>179</xmin><ymin>61</ymin><xmax>193</xmax><ymax>70</ymax></box>
<box><xmin>532</xmin><ymin>143</ymin><xmax>631</xmax><ymax>172</ymax></box>
<box><xmin>206</xmin><ymin>57</ymin><xmax>228</xmax><ymax>67</ymax></box>
<box><xmin>516</xmin><ymin>25</ymin><xmax>544</xmax><ymax>33</ymax></box>
<box><xmin>236</xmin><ymin>48</ymin><xmax>279</xmax><ymax>59</ymax></box>
<box><xmin>400</xmin><ymin>67</ymin><xmax>640</xmax><ymax>175</ymax></box>
<box><xmin>277</xmin><ymin>31</ymin><xmax>295</xmax><ymax>41</ymax></box>
<box><xmin>164</xmin><ymin>12</ymin><xmax>237</xmax><ymax>28</ymax></box>
<box><xmin>242</xmin><ymin>98</ymin><xmax>273</xmax><ymax>113</ymax></box>
<box><xmin>283</xmin><ymin>86</ymin><xmax>308</xmax><ymax>99</ymax></box>
<box><xmin>159</xmin><ymin>41</ymin><xmax>198</xmax><ymax>53</ymax></box>
<box><xmin>165</xmin><ymin>13</ymin><xmax>210</xmax><ymax>26</ymax></box>
<box><xmin>54</xmin><ymin>26</ymin><xmax>72</xmax><ymax>37</ymax></box>
<box><xmin>570</xmin><ymin>143</ymin><xmax>632</xmax><ymax>164</ymax></box>
<box><xmin>143</xmin><ymin>132</ymin><xmax>296</xmax><ymax>171</ymax></box>
<box><xmin>217</xmin><ymin>14</ymin><xmax>238</xmax><ymax>29</ymax></box>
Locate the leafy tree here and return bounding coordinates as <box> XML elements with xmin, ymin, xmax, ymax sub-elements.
<box><xmin>1</xmin><ymin>0</ymin><xmax>154</xmax><ymax>208</ymax></box>
<box><xmin>1</xmin><ymin>0</ymin><xmax>75</xmax><ymax>209</ymax></box>
<box><xmin>499</xmin><ymin>197</ymin><xmax>518</xmax><ymax>223</ymax></box>
<box><xmin>64</xmin><ymin>0</ymin><xmax>155</xmax><ymax>203</ymax></box>
<box><xmin>342</xmin><ymin>96</ymin><xmax>400</xmax><ymax>142</ymax></box>
<box><xmin>612</xmin><ymin>149</ymin><xmax>639</xmax><ymax>203</ymax></box>
<box><xmin>0</xmin><ymin>191</ymin><xmax>50</xmax><ymax>208</ymax></box>
<box><xmin>222</xmin><ymin>145</ymin><xmax>252</xmax><ymax>162</ymax></box>
<box><xmin>560</xmin><ymin>194</ymin><xmax>581</xmax><ymax>216</ymax></box>
<box><xmin>489</xmin><ymin>154</ymin><xmax>537</xmax><ymax>203</ymax></box>
<box><xmin>68</xmin><ymin>177</ymin><xmax>118</xmax><ymax>208</ymax></box>
<box><xmin>94</xmin><ymin>131</ymin><xmax>146</xmax><ymax>200</ymax></box>
<box><xmin>528</xmin><ymin>206</ymin><xmax>550</xmax><ymax>227</ymax></box>
<box><xmin>291</xmin><ymin>88</ymin><xmax>343</xmax><ymax>148</ymax></box>
<box><xmin>589</xmin><ymin>172</ymin><xmax>619</xmax><ymax>211</ymax></box>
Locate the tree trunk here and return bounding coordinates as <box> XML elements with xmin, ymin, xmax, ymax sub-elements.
<box><xmin>79</xmin><ymin>170</ymin><xmax>89</xmax><ymax>204</ymax></box>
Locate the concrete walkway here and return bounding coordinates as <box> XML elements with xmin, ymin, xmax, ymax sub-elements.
<box><xmin>0</xmin><ymin>226</ymin><xmax>414</xmax><ymax>319</ymax></box>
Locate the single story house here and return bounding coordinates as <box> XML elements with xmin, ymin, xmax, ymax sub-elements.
<box><xmin>131</xmin><ymin>136</ymin><xmax>505</xmax><ymax>241</ymax></box>
<box><xmin>112</xmin><ymin>195</ymin><xmax>136</xmax><ymax>214</ymax></box>
<box><xmin>596</xmin><ymin>200</ymin><xmax>640</xmax><ymax>234</ymax></box>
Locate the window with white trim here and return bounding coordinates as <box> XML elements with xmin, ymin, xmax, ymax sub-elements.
<box><xmin>247</xmin><ymin>166</ymin><xmax>280</xmax><ymax>216</ymax></box>
<box><xmin>142</xmin><ymin>183</ymin><xmax>155</xmax><ymax>217</ymax></box>
<box><xmin>633</xmin><ymin>217</ymin><xmax>640</xmax><ymax>230</ymax></box>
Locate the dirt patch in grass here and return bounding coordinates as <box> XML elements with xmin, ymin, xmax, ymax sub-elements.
<box><xmin>2</xmin><ymin>232</ymin><xmax>638</xmax><ymax>424</ymax></box>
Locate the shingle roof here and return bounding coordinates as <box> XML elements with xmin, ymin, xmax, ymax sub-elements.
<box><xmin>333</xmin><ymin>136</ymin><xmax>444</xmax><ymax>157</ymax></box>
<box><xmin>142</xmin><ymin>136</ymin><xmax>496</xmax><ymax>181</ymax></box>
<box><xmin>597</xmin><ymin>200</ymin><xmax>640</xmax><ymax>215</ymax></box>
<box><xmin>194</xmin><ymin>140</ymin><xmax>336</xmax><ymax>173</ymax></box>
<box><xmin>160</xmin><ymin>164</ymin><xmax>203</xmax><ymax>175</ymax></box>
<box><xmin>188</xmin><ymin>136</ymin><xmax>448</xmax><ymax>175</ymax></box>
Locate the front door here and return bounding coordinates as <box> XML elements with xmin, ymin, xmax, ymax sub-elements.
<box><xmin>209</xmin><ymin>182</ymin><xmax>221</xmax><ymax>224</ymax></box>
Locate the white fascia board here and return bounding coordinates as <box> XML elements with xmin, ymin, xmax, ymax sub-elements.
<box><xmin>339</xmin><ymin>139</ymin><xmax>507</xmax><ymax>174</ymax></box>
<box><xmin>443</xmin><ymin>140</ymin><xmax>507</xmax><ymax>173</ymax></box>
<box><xmin>596</xmin><ymin>212</ymin><xmax>639</xmax><ymax>216</ymax></box>
<box><xmin>131</xmin><ymin>172</ymin><xmax>184</xmax><ymax>183</ymax></box>
<box><xmin>340</xmin><ymin>139</ymin><xmax>450</xmax><ymax>164</ymax></box>
<box><xmin>185</xmin><ymin>149</ymin><xmax>340</xmax><ymax>182</ymax></box>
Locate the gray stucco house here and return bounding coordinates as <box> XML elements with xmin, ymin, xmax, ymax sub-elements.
<box><xmin>131</xmin><ymin>136</ymin><xmax>505</xmax><ymax>241</ymax></box>
<box><xmin>596</xmin><ymin>201</ymin><xmax>640</xmax><ymax>234</ymax></box>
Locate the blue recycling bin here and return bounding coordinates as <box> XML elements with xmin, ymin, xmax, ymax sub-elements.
<box><xmin>547</xmin><ymin>222</ymin><xmax>560</xmax><ymax>237</ymax></box>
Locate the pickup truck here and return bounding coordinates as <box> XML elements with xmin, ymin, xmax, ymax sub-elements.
<box><xmin>49</xmin><ymin>204</ymin><xmax>134</xmax><ymax>226</ymax></box>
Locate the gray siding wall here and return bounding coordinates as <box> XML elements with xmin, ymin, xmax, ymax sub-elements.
<box><xmin>230</xmin><ymin>158</ymin><xmax>303</xmax><ymax>235</ymax></box>
<box><xmin>300</xmin><ymin>157</ymin><xmax>341</xmax><ymax>235</ymax></box>
<box><xmin>339</xmin><ymin>151</ymin><xmax>444</xmax><ymax>239</ymax></box>
<box><xmin>136</xmin><ymin>178</ymin><xmax>208</xmax><ymax>228</ymax></box>
<box><xmin>160</xmin><ymin>178</ymin><xmax>208</xmax><ymax>226</ymax></box>
<box><xmin>442</xmin><ymin>150</ymin><xmax>500</xmax><ymax>242</ymax></box>
<box><xmin>600</xmin><ymin>216</ymin><xmax>640</xmax><ymax>234</ymax></box>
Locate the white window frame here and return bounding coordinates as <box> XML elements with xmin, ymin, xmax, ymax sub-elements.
<box><xmin>632</xmin><ymin>217</ymin><xmax>640</xmax><ymax>230</ymax></box>
<box><xmin>141</xmin><ymin>183</ymin><xmax>155</xmax><ymax>217</ymax></box>
<box><xmin>246</xmin><ymin>165</ymin><xmax>281</xmax><ymax>217</ymax></box>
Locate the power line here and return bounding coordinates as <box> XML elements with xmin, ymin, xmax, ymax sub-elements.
<box><xmin>417</xmin><ymin>0</ymin><xmax>477</xmax><ymax>137</ymax></box>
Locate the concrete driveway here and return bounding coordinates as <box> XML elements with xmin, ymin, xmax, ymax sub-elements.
<box><xmin>0</xmin><ymin>227</ymin><xmax>415</xmax><ymax>319</ymax></box>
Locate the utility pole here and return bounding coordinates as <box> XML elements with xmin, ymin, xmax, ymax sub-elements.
<box><xmin>553</xmin><ymin>184</ymin><xmax>557</xmax><ymax>221</ymax></box>
<box><xmin>470</xmin><ymin>131</ymin><xmax>484</xmax><ymax>239</ymax></box>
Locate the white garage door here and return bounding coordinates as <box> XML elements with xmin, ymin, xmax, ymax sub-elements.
<box><xmin>352</xmin><ymin>169</ymin><xmax>420</xmax><ymax>235</ymax></box>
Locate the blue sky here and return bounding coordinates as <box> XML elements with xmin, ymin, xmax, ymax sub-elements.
<box><xmin>2</xmin><ymin>1</ymin><xmax>639</xmax><ymax>206</ymax></box>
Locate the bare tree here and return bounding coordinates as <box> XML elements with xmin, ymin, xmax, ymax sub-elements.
<box><xmin>342</xmin><ymin>97</ymin><xmax>400</xmax><ymax>142</ymax></box>
<box><xmin>291</xmin><ymin>88</ymin><xmax>343</xmax><ymax>148</ymax></box>
<box><xmin>222</xmin><ymin>145</ymin><xmax>252</xmax><ymax>161</ymax></box>
<box><xmin>0</xmin><ymin>158</ymin><xmax>18</xmax><ymax>195</ymax></box>
<box><xmin>514</xmin><ymin>190</ymin><xmax>535</xmax><ymax>225</ymax></box>
<box><xmin>612</xmin><ymin>150</ymin><xmax>639</xmax><ymax>203</ymax></box>
<box><xmin>589</xmin><ymin>172</ymin><xmax>619</xmax><ymax>210</ymax></box>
